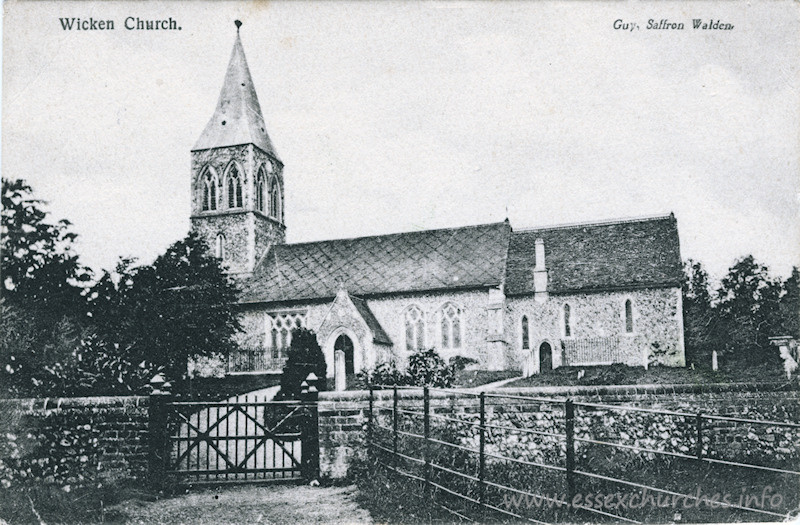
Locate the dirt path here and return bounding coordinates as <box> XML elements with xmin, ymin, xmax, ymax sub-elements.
<box><xmin>117</xmin><ymin>484</ymin><xmax>372</xmax><ymax>524</ymax></box>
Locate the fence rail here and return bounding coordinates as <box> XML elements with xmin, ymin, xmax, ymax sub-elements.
<box><xmin>365</xmin><ymin>384</ymin><xmax>799</xmax><ymax>523</ymax></box>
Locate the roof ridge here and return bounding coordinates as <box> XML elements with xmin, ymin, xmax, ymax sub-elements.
<box><xmin>515</xmin><ymin>213</ymin><xmax>674</xmax><ymax>233</ymax></box>
<box><xmin>281</xmin><ymin>221</ymin><xmax>509</xmax><ymax>248</ymax></box>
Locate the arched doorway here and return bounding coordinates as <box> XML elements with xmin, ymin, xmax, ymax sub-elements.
<box><xmin>539</xmin><ymin>342</ymin><xmax>552</xmax><ymax>372</ymax></box>
<box><xmin>334</xmin><ymin>334</ymin><xmax>355</xmax><ymax>376</ymax></box>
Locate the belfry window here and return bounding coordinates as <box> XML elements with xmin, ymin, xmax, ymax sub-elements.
<box><xmin>255</xmin><ymin>167</ymin><xmax>266</xmax><ymax>213</ymax></box>
<box><xmin>269</xmin><ymin>178</ymin><xmax>281</xmax><ymax>220</ymax></box>
<box><xmin>625</xmin><ymin>299</ymin><xmax>634</xmax><ymax>333</ymax></box>
<box><xmin>440</xmin><ymin>303</ymin><xmax>462</xmax><ymax>349</ymax></box>
<box><xmin>563</xmin><ymin>304</ymin><xmax>571</xmax><ymax>338</ymax></box>
<box><xmin>521</xmin><ymin>315</ymin><xmax>529</xmax><ymax>349</ymax></box>
<box><xmin>227</xmin><ymin>166</ymin><xmax>243</xmax><ymax>209</ymax></box>
<box><xmin>405</xmin><ymin>306</ymin><xmax>426</xmax><ymax>352</ymax></box>
<box><xmin>201</xmin><ymin>170</ymin><xmax>218</xmax><ymax>211</ymax></box>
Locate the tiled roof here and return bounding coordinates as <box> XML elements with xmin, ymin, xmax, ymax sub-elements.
<box><xmin>350</xmin><ymin>295</ymin><xmax>392</xmax><ymax>345</ymax></box>
<box><xmin>240</xmin><ymin>222</ymin><xmax>512</xmax><ymax>303</ymax></box>
<box><xmin>505</xmin><ymin>215</ymin><xmax>682</xmax><ymax>295</ymax></box>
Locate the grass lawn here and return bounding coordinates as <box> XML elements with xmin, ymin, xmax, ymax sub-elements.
<box><xmin>506</xmin><ymin>360</ymin><xmax>788</xmax><ymax>388</ymax></box>
<box><xmin>452</xmin><ymin>369</ymin><xmax>520</xmax><ymax>388</ymax></box>
<box><xmin>176</xmin><ymin>373</ymin><xmax>282</xmax><ymax>400</ymax></box>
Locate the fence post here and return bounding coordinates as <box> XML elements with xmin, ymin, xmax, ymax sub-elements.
<box><xmin>479</xmin><ymin>391</ymin><xmax>487</xmax><ymax>507</ymax></box>
<box><xmin>423</xmin><ymin>385</ymin><xmax>431</xmax><ymax>494</ymax></box>
<box><xmin>393</xmin><ymin>385</ymin><xmax>399</xmax><ymax>467</ymax></box>
<box><xmin>301</xmin><ymin>386</ymin><xmax>320</xmax><ymax>482</ymax></box>
<box><xmin>148</xmin><ymin>374</ymin><xmax>172</xmax><ymax>491</ymax></box>
<box><xmin>565</xmin><ymin>399</ymin><xmax>575</xmax><ymax>506</ymax></box>
<box><xmin>367</xmin><ymin>385</ymin><xmax>374</xmax><ymax>458</ymax></box>
<box><xmin>695</xmin><ymin>412</ymin><xmax>703</xmax><ymax>460</ymax></box>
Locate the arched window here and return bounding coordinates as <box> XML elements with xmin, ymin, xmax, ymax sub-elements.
<box><xmin>404</xmin><ymin>306</ymin><xmax>425</xmax><ymax>352</ymax></box>
<box><xmin>255</xmin><ymin>167</ymin><xmax>266</xmax><ymax>212</ymax></box>
<box><xmin>521</xmin><ymin>315</ymin><xmax>529</xmax><ymax>349</ymax></box>
<box><xmin>227</xmin><ymin>165</ymin><xmax>243</xmax><ymax>209</ymax></box>
<box><xmin>563</xmin><ymin>304</ymin><xmax>571</xmax><ymax>338</ymax></box>
<box><xmin>201</xmin><ymin>169</ymin><xmax>218</xmax><ymax>211</ymax></box>
<box><xmin>214</xmin><ymin>234</ymin><xmax>225</xmax><ymax>260</ymax></box>
<box><xmin>269</xmin><ymin>178</ymin><xmax>281</xmax><ymax>220</ymax></box>
<box><xmin>439</xmin><ymin>303</ymin><xmax>462</xmax><ymax>349</ymax></box>
<box><xmin>625</xmin><ymin>299</ymin><xmax>634</xmax><ymax>333</ymax></box>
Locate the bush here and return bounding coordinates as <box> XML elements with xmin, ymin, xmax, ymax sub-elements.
<box><xmin>449</xmin><ymin>355</ymin><xmax>478</xmax><ymax>372</ymax></box>
<box><xmin>355</xmin><ymin>361</ymin><xmax>409</xmax><ymax>389</ymax></box>
<box><xmin>407</xmin><ymin>349</ymin><xmax>455</xmax><ymax>388</ymax></box>
<box><xmin>275</xmin><ymin>328</ymin><xmax>327</xmax><ymax>400</ymax></box>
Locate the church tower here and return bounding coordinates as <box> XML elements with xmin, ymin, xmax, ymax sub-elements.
<box><xmin>190</xmin><ymin>21</ymin><xmax>285</xmax><ymax>277</ymax></box>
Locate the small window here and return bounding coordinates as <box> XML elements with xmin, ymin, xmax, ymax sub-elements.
<box><xmin>521</xmin><ymin>315</ymin><xmax>529</xmax><ymax>349</ymax></box>
<box><xmin>625</xmin><ymin>299</ymin><xmax>634</xmax><ymax>333</ymax></box>
<box><xmin>563</xmin><ymin>304</ymin><xmax>571</xmax><ymax>338</ymax></box>
<box><xmin>214</xmin><ymin>234</ymin><xmax>225</xmax><ymax>260</ymax></box>
<box><xmin>227</xmin><ymin>165</ymin><xmax>243</xmax><ymax>209</ymax></box>
<box><xmin>405</xmin><ymin>306</ymin><xmax>426</xmax><ymax>352</ymax></box>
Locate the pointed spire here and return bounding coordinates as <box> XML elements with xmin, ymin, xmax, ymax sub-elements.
<box><xmin>192</xmin><ymin>22</ymin><xmax>280</xmax><ymax>159</ymax></box>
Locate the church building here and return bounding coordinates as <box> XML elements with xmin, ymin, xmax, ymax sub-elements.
<box><xmin>190</xmin><ymin>25</ymin><xmax>686</xmax><ymax>389</ymax></box>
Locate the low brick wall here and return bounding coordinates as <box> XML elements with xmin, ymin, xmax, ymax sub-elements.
<box><xmin>318</xmin><ymin>382</ymin><xmax>800</xmax><ymax>479</ymax></box>
<box><xmin>0</xmin><ymin>396</ymin><xmax>149</xmax><ymax>488</ymax></box>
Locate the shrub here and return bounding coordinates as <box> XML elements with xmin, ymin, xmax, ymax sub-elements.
<box><xmin>449</xmin><ymin>355</ymin><xmax>478</xmax><ymax>372</ymax></box>
<box><xmin>356</xmin><ymin>361</ymin><xmax>409</xmax><ymax>389</ymax></box>
<box><xmin>407</xmin><ymin>348</ymin><xmax>454</xmax><ymax>388</ymax></box>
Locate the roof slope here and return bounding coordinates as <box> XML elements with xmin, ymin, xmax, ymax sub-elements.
<box><xmin>240</xmin><ymin>222</ymin><xmax>512</xmax><ymax>303</ymax></box>
<box><xmin>350</xmin><ymin>295</ymin><xmax>392</xmax><ymax>345</ymax></box>
<box><xmin>505</xmin><ymin>215</ymin><xmax>682</xmax><ymax>295</ymax></box>
<box><xmin>193</xmin><ymin>30</ymin><xmax>280</xmax><ymax>158</ymax></box>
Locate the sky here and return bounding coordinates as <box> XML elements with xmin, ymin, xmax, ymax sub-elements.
<box><xmin>2</xmin><ymin>1</ymin><xmax>799</xmax><ymax>282</ymax></box>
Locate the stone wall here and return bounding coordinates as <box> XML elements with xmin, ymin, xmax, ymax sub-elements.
<box><xmin>0</xmin><ymin>396</ymin><xmax>149</xmax><ymax>488</ymax></box>
<box><xmin>317</xmin><ymin>383</ymin><xmax>800</xmax><ymax>479</ymax></box>
<box><xmin>507</xmin><ymin>287</ymin><xmax>684</xmax><ymax>373</ymax></box>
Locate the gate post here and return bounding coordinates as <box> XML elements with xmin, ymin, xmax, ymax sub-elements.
<box><xmin>148</xmin><ymin>374</ymin><xmax>172</xmax><ymax>491</ymax></box>
<box><xmin>301</xmin><ymin>378</ymin><xmax>320</xmax><ymax>482</ymax></box>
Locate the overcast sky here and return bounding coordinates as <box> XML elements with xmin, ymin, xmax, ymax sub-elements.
<box><xmin>3</xmin><ymin>1</ymin><xmax>799</xmax><ymax>282</ymax></box>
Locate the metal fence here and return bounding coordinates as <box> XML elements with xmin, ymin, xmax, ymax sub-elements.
<box><xmin>365</xmin><ymin>385</ymin><xmax>800</xmax><ymax>523</ymax></box>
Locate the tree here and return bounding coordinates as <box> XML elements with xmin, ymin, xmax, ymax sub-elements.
<box><xmin>1</xmin><ymin>179</ymin><xmax>91</xmax><ymax>321</ymax></box>
<box><xmin>682</xmin><ymin>259</ymin><xmax>717</xmax><ymax>366</ymax></box>
<box><xmin>776</xmin><ymin>267</ymin><xmax>799</xmax><ymax>339</ymax></box>
<box><xmin>716</xmin><ymin>256</ymin><xmax>782</xmax><ymax>364</ymax></box>
<box><xmin>276</xmin><ymin>328</ymin><xmax>327</xmax><ymax>400</ymax></box>
<box><xmin>89</xmin><ymin>232</ymin><xmax>241</xmax><ymax>384</ymax></box>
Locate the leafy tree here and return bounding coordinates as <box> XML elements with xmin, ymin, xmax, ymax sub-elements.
<box><xmin>89</xmin><ymin>232</ymin><xmax>241</xmax><ymax>384</ymax></box>
<box><xmin>681</xmin><ymin>259</ymin><xmax>719</xmax><ymax>367</ymax></box>
<box><xmin>276</xmin><ymin>328</ymin><xmax>327</xmax><ymax>400</ymax></box>
<box><xmin>716</xmin><ymin>256</ymin><xmax>782</xmax><ymax>364</ymax></box>
<box><xmin>1</xmin><ymin>179</ymin><xmax>91</xmax><ymax>321</ymax></box>
<box><xmin>776</xmin><ymin>267</ymin><xmax>799</xmax><ymax>339</ymax></box>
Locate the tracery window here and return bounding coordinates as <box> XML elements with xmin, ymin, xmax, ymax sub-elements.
<box><xmin>255</xmin><ymin>167</ymin><xmax>266</xmax><ymax>213</ymax></box>
<box><xmin>267</xmin><ymin>312</ymin><xmax>306</xmax><ymax>359</ymax></box>
<box><xmin>404</xmin><ymin>306</ymin><xmax>426</xmax><ymax>352</ymax></box>
<box><xmin>625</xmin><ymin>299</ymin><xmax>634</xmax><ymax>333</ymax></box>
<box><xmin>269</xmin><ymin>178</ymin><xmax>281</xmax><ymax>220</ymax></box>
<box><xmin>201</xmin><ymin>169</ymin><xmax>218</xmax><ymax>211</ymax></box>
<box><xmin>439</xmin><ymin>303</ymin><xmax>462</xmax><ymax>349</ymax></box>
<box><xmin>563</xmin><ymin>304</ymin><xmax>572</xmax><ymax>338</ymax></box>
<box><xmin>521</xmin><ymin>315</ymin><xmax>529</xmax><ymax>349</ymax></box>
<box><xmin>227</xmin><ymin>165</ymin><xmax>243</xmax><ymax>209</ymax></box>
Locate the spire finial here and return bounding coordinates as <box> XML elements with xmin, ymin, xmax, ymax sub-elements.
<box><xmin>235</xmin><ymin>20</ymin><xmax>242</xmax><ymax>33</ymax></box>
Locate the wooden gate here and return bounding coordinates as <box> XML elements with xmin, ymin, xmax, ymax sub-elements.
<box><xmin>157</xmin><ymin>396</ymin><xmax>318</xmax><ymax>485</ymax></box>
